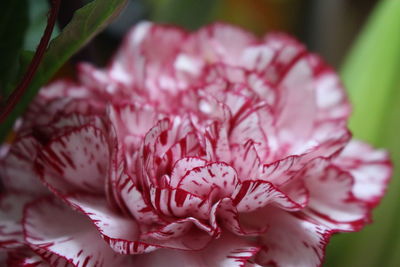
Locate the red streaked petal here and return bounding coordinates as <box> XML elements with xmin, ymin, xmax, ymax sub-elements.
<box><xmin>107</xmin><ymin>104</ymin><xmax>160</xmax><ymax>146</ymax></box>
<box><xmin>178</xmin><ymin>163</ymin><xmax>239</xmax><ymax>199</ymax></box>
<box><xmin>71</xmin><ymin>200</ymin><xmax>213</xmax><ymax>253</ymax></box>
<box><xmin>0</xmin><ymin>137</ymin><xmax>48</xmax><ymax>195</ymax></box>
<box><xmin>214</xmin><ymin>198</ymin><xmax>268</xmax><ymax>236</ymax></box>
<box><xmin>35</xmin><ymin>125</ymin><xmax>109</xmax><ymax>195</ymax></box>
<box><xmin>204</xmin><ymin>122</ymin><xmax>231</xmax><ymax>163</ymax></box>
<box><xmin>149</xmin><ymin>186</ymin><xmax>210</xmax><ymax>220</ymax></box>
<box><xmin>6</xmin><ymin>248</ymin><xmax>59</xmax><ymax>267</ymax></box>
<box><xmin>132</xmin><ymin>232</ymin><xmax>260</xmax><ymax>267</ymax></box>
<box><xmin>0</xmin><ymin>194</ymin><xmax>33</xmax><ymax>249</ymax></box>
<box><xmin>7</xmin><ymin>247</ymin><xmax>73</xmax><ymax>267</ymax></box>
<box><xmin>303</xmin><ymin>159</ymin><xmax>368</xmax><ymax>231</ymax></box>
<box><xmin>170</xmin><ymin>157</ymin><xmax>207</xmax><ymax>187</ymax></box>
<box><xmin>142</xmin><ymin>119</ymin><xmax>170</xmax><ymax>161</ymax></box>
<box><xmin>19</xmin><ymin>80</ymin><xmax>93</xmax><ymax>134</ymax></box>
<box><xmin>227</xmin><ymin>95</ymin><xmax>269</xmax><ymax>160</ymax></box>
<box><xmin>24</xmin><ymin>197</ymin><xmax>132</xmax><ymax>266</ymax></box>
<box><xmin>232</xmin><ymin>180</ymin><xmax>304</xmax><ymax>213</ymax></box>
<box><xmin>231</xmin><ymin>140</ymin><xmax>262</xmax><ymax>180</ymax></box>
<box><xmin>48</xmin><ymin>194</ymin><xmax>157</xmax><ymax>255</ymax></box>
<box><xmin>140</xmin><ymin>218</ymin><xmax>214</xmax><ymax>243</ymax></box>
<box><xmin>256</xmin><ymin>208</ymin><xmax>331</xmax><ymax>267</ymax></box>
<box><xmin>119</xmin><ymin>178</ymin><xmax>161</xmax><ymax>224</ymax></box>
<box><xmin>48</xmin><ymin>113</ymin><xmax>106</xmax><ymax>136</ymax></box>
<box><xmin>65</xmin><ymin>194</ymin><xmax>212</xmax><ymax>253</ymax></box>
<box><xmin>260</xmin><ymin>129</ymin><xmax>351</xmax><ymax>186</ymax></box>
<box><xmin>64</xmin><ymin>195</ymin><xmax>140</xmax><ymax>250</ymax></box>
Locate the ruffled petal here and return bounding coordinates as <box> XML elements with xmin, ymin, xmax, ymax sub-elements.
<box><xmin>213</xmin><ymin>198</ymin><xmax>268</xmax><ymax>236</ymax></box>
<box><xmin>303</xmin><ymin>159</ymin><xmax>369</xmax><ymax>231</ymax></box>
<box><xmin>66</xmin><ymin>194</ymin><xmax>211</xmax><ymax>253</ymax></box>
<box><xmin>6</xmin><ymin>248</ymin><xmax>56</xmax><ymax>267</ymax></box>
<box><xmin>232</xmin><ymin>180</ymin><xmax>305</xmax><ymax>212</ymax></box>
<box><xmin>231</xmin><ymin>140</ymin><xmax>262</xmax><ymax>180</ymax></box>
<box><xmin>178</xmin><ymin>163</ymin><xmax>239</xmax><ymax>199</ymax></box>
<box><xmin>256</xmin><ymin>208</ymin><xmax>331</xmax><ymax>267</ymax></box>
<box><xmin>186</xmin><ymin>23</ymin><xmax>257</xmax><ymax>67</ymax></box>
<box><xmin>119</xmin><ymin>177</ymin><xmax>161</xmax><ymax>224</ymax></box>
<box><xmin>0</xmin><ymin>137</ymin><xmax>48</xmax><ymax>195</ymax></box>
<box><xmin>63</xmin><ymin>194</ymin><xmax>141</xmax><ymax>254</ymax></box>
<box><xmin>260</xmin><ymin>129</ymin><xmax>351</xmax><ymax>186</ymax></box>
<box><xmin>19</xmin><ymin>80</ymin><xmax>103</xmax><ymax>135</ymax></box>
<box><xmin>107</xmin><ymin>104</ymin><xmax>160</xmax><ymax>148</ymax></box>
<box><xmin>170</xmin><ymin>157</ymin><xmax>207</xmax><ymax>187</ymax></box>
<box><xmin>333</xmin><ymin>140</ymin><xmax>392</xmax><ymax>205</ymax></box>
<box><xmin>149</xmin><ymin>186</ymin><xmax>211</xmax><ymax>220</ymax></box>
<box><xmin>24</xmin><ymin>198</ymin><xmax>131</xmax><ymax>266</ymax></box>
<box><xmin>6</xmin><ymin>247</ymin><xmax>74</xmax><ymax>267</ymax></box>
<box><xmin>35</xmin><ymin>125</ymin><xmax>109</xmax><ymax>195</ymax></box>
<box><xmin>132</xmin><ymin>232</ymin><xmax>260</xmax><ymax>267</ymax></box>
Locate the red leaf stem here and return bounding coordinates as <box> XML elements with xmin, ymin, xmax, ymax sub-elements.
<box><xmin>0</xmin><ymin>0</ymin><xmax>61</xmax><ymax>123</ymax></box>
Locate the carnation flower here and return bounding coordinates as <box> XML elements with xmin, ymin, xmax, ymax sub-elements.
<box><xmin>0</xmin><ymin>22</ymin><xmax>392</xmax><ymax>267</ymax></box>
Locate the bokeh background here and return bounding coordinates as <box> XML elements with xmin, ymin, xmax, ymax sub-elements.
<box><xmin>18</xmin><ymin>0</ymin><xmax>400</xmax><ymax>266</ymax></box>
<box><xmin>59</xmin><ymin>0</ymin><xmax>378</xmax><ymax>68</ymax></box>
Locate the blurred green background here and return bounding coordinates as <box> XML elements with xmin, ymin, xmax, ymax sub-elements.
<box><xmin>2</xmin><ymin>0</ymin><xmax>399</xmax><ymax>266</ymax></box>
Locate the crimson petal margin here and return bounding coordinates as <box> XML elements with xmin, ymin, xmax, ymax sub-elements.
<box><xmin>333</xmin><ymin>139</ymin><xmax>392</xmax><ymax>206</ymax></box>
<box><xmin>131</xmin><ymin>232</ymin><xmax>260</xmax><ymax>267</ymax></box>
<box><xmin>23</xmin><ymin>197</ymin><xmax>132</xmax><ymax>267</ymax></box>
<box><xmin>256</xmin><ymin>208</ymin><xmax>331</xmax><ymax>267</ymax></box>
<box><xmin>66</xmin><ymin>194</ymin><xmax>212</xmax><ymax>253</ymax></box>
<box><xmin>7</xmin><ymin>247</ymin><xmax>72</xmax><ymax>267</ymax></box>
<box><xmin>232</xmin><ymin>180</ymin><xmax>305</xmax><ymax>212</ymax></box>
<box><xmin>303</xmin><ymin>159</ymin><xmax>369</xmax><ymax>231</ymax></box>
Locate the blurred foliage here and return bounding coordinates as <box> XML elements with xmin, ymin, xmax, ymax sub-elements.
<box><xmin>0</xmin><ymin>0</ymin><xmax>29</xmax><ymax>100</ymax></box>
<box><xmin>146</xmin><ymin>0</ymin><xmax>304</xmax><ymax>35</ymax></box>
<box><xmin>213</xmin><ymin>0</ymin><xmax>304</xmax><ymax>35</ymax></box>
<box><xmin>326</xmin><ymin>0</ymin><xmax>400</xmax><ymax>266</ymax></box>
<box><xmin>147</xmin><ymin>0</ymin><xmax>217</xmax><ymax>30</ymax></box>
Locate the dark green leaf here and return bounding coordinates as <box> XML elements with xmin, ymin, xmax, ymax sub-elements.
<box><xmin>0</xmin><ymin>0</ymin><xmax>29</xmax><ymax>98</ymax></box>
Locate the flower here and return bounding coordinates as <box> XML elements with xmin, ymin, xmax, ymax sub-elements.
<box><xmin>0</xmin><ymin>22</ymin><xmax>392</xmax><ymax>267</ymax></box>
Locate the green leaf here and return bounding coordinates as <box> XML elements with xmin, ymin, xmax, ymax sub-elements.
<box><xmin>148</xmin><ymin>0</ymin><xmax>218</xmax><ymax>30</ymax></box>
<box><xmin>0</xmin><ymin>0</ymin><xmax>128</xmax><ymax>142</ymax></box>
<box><xmin>24</xmin><ymin>0</ymin><xmax>59</xmax><ymax>51</ymax></box>
<box><xmin>0</xmin><ymin>0</ymin><xmax>29</xmax><ymax>98</ymax></box>
<box><xmin>325</xmin><ymin>0</ymin><xmax>400</xmax><ymax>266</ymax></box>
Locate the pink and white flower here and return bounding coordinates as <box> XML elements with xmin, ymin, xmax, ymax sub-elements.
<box><xmin>0</xmin><ymin>22</ymin><xmax>392</xmax><ymax>267</ymax></box>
